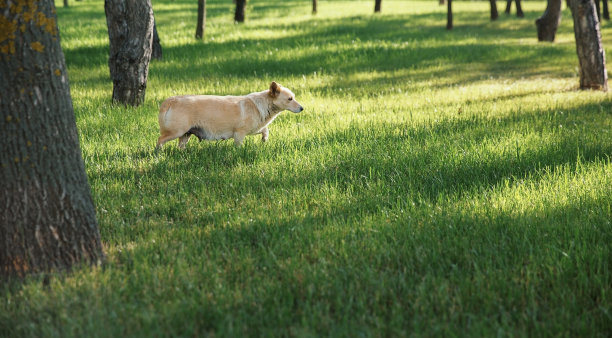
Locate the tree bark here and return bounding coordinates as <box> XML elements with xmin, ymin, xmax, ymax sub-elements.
<box><xmin>0</xmin><ymin>0</ymin><xmax>104</xmax><ymax>279</ymax></box>
<box><xmin>152</xmin><ymin>19</ymin><xmax>162</xmax><ymax>60</ymax></box>
<box><xmin>375</xmin><ymin>0</ymin><xmax>382</xmax><ymax>13</ymax></box>
<box><xmin>447</xmin><ymin>0</ymin><xmax>453</xmax><ymax>30</ymax></box>
<box><xmin>567</xmin><ymin>0</ymin><xmax>608</xmax><ymax>90</ymax></box>
<box><xmin>536</xmin><ymin>0</ymin><xmax>562</xmax><ymax>42</ymax></box>
<box><xmin>313</xmin><ymin>0</ymin><xmax>318</xmax><ymax>14</ymax></box>
<box><xmin>490</xmin><ymin>0</ymin><xmax>499</xmax><ymax>20</ymax></box>
<box><xmin>104</xmin><ymin>0</ymin><xmax>154</xmax><ymax>106</ymax></box>
<box><xmin>235</xmin><ymin>0</ymin><xmax>246</xmax><ymax>23</ymax></box>
<box><xmin>196</xmin><ymin>0</ymin><xmax>206</xmax><ymax>39</ymax></box>
<box><xmin>516</xmin><ymin>0</ymin><xmax>524</xmax><ymax>17</ymax></box>
<box><xmin>505</xmin><ymin>0</ymin><xmax>512</xmax><ymax>14</ymax></box>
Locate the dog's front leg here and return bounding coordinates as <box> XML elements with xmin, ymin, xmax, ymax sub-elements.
<box><xmin>261</xmin><ymin>127</ymin><xmax>269</xmax><ymax>142</ymax></box>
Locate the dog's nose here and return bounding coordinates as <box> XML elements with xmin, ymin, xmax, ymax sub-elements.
<box><xmin>299</xmin><ymin>106</ymin><xmax>304</xmax><ymax>112</ymax></box>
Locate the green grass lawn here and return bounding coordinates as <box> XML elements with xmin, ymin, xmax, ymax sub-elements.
<box><xmin>2</xmin><ymin>0</ymin><xmax>612</xmax><ymax>336</ymax></box>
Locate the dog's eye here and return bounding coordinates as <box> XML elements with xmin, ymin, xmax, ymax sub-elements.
<box><xmin>288</xmin><ymin>97</ymin><xmax>293</xmax><ymax>101</ymax></box>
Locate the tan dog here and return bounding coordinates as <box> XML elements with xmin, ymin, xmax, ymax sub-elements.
<box><xmin>156</xmin><ymin>82</ymin><xmax>303</xmax><ymax>148</ymax></box>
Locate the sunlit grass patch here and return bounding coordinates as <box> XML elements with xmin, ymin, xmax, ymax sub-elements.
<box><xmin>4</xmin><ymin>0</ymin><xmax>612</xmax><ymax>336</ymax></box>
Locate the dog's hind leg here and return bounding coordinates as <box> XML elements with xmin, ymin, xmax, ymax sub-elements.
<box><xmin>233</xmin><ymin>133</ymin><xmax>246</xmax><ymax>147</ymax></box>
<box><xmin>156</xmin><ymin>131</ymin><xmax>183</xmax><ymax>149</ymax></box>
<box><xmin>178</xmin><ymin>134</ymin><xmax>192</xmax><ymax>149</ymax></box>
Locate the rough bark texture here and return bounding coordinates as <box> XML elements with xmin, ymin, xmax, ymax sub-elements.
<box><xmin>375</xmin><ymin>0</ymin><xmax>382</xmax><ymax>13</ymax></box>
<box><xmin>235</xmin><ymin>0</ymin><xmax>246</xmax><ymax>23</ymax></box>
<box><xmin>152</xmin><ymin>19</ymin><xmax>162</xmax><ymax>60</ymax></box>
<box><xmin>0</xmin><ymin>0</ymin><xmax>104</xmax><ymax>279</ymax></box>
<box><xmin>104</xmin><ymin>0</ymin><xmax>154</xmax><ymax>106</ymax></box>
<box><xmin>536</xmin><ymin>0</ymin><xmax>562</xmax><ymax>42</ymax></box>
<box><xmin>313</xmin><ymin>0</ymin><xmax>317</xmax><ymax>14</ymax></box>
<box><xmin>490</xmin><ymin>0</ymin><xmax>499</xmax><ymax>20</ymax></box>
<box><xmin>195</xmin><ymin>0</ymin><xmax>206</xmax><ymax>39</ymax></box>
<box><xmin>568</xmin><ymin>0</ymin><xmax>608</xmax><ymax>90</ymax></box>
<box><xmin>447</xmin><ymin>0</ymin><xmax>453</xmax><ymax>30</ymax></box>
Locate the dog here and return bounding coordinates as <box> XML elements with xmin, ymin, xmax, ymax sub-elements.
<box><xmin>156</xmin><ymin>82</ymin><xmax>304</xmax><ymax>148</ymax></box>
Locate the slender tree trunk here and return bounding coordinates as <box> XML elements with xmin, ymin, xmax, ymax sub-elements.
<box><xmin>313</xmin><ymin>0</ymin><xmax>318</xmax><ymax>14</ymax></box>
<box><xmin>104</xmin><ymin>0</ymin><xmax>154</xmax><ymax>106</ymax></box>
<box><xmin>567</xmin><ymin>0</ymin><xmax>608</xmax><ymax>90</ymax></box>
<box><xmin>1</xmin><ymin>0</ymin><xmax>104</xmax><ymax>279</ymax></box>
<box><xmin>505</xmin><ymin>0</ymin><xmax>512</xmax><ymax>14</ymax></box>
<box><xmin>604</xmin><ymin>0</ymin><xmax>610</xmax><ymax>19</ymax></box>
<box><xmin>490</xmin><ymin>0</ymin><xmax>499</xmax><ymax>20</ymax></box>
<box><xmin>447</xmin><ymin>0</ymin><xmax>453</xmax><ymax>30</ymax></box>
<box><xmin>439</xmin><ymin>0</ymin><xmax>445</xmax><ymax>5</ymax></box>
<box><xmin>595</xmin><ymin>0</ymin><xmax>602</xmax><ymax>21</ymax></box>
<box><xmin>536</xmin><ymin>0</ymin><xmax>562</xmax><ymax>42</ymax></box>
<box><xmin>152</xmin><ymin>19</ymin><xmax>162</xmax><ymax>60</ymax></box>
<box><xmin>516</xmin><ymin>0</ymin><xmax>524</xmax><ymax>17</ymax></box>
<box><xmin>64</xmin><ymin>0</ymin><xmax>69</xmax><ymax>7</ymax></box>
<box><xmin>375</xmin><ymin>0</ymin><xmax>382</xmax><ymax>13</ymax></box>
<box><xmin>195</xmin><ymin>0</ymin><xmax>206</xmax><ymax>39</ymax></box>
<box><xmin>235</xmin><ymin>0</ymin><xmax>246</xmax><ymax>23</ymax></box>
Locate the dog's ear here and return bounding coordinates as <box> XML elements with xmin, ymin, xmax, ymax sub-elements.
<box><xmin>269</xmin><ymin>81</ymin><xmax>281</xmax><ymax>98</ymax></box>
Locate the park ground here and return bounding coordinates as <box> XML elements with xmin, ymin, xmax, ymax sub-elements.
<box><xmin>2</xmin><ymin>0</ymin><xmax>612</xmax><ymax>336</ymax></box>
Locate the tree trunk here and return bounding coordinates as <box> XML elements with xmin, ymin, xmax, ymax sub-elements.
<box><xmin>536</xmin><ymin>0</ymin><xmax>562</xmax><ymax>42</ymax></box>
<box><xmin>439</xmin><ymin>0</ymin><xmax>445</xmax><ymax>5</ymax></box>
<box><xmin>447</xmin><ymin>0</ymin><xmax>453</xmax><ymax>30</ymax></box>
<box><xmin>64</xmin><ymin>0</ymin><xmax>69</xmax><ymax>7</ymax></box>
<box><xmin>604</xmin><ymin>0</ymin><xmax>610</xmax><ymax>19</ymax></box>
<box><xmin>104</xmin><ymin>0</ymin><xmax>154</xmax><ymax>107</ymax></box>
<box><xmin>567</xmin><ymin>0</ymin><xmax>608</xmax><ymax>90</ymax></box>
<box><xmin>505</xmin><ymin>0</ymin><xmax>512</xmax><ymax>14</ymax></box>
<box><xmin>152</xmin><ymin>19</ymin><xmax>162</xmax><ymax>60</ymax></box>
<box><xmin>313</xmin><ymin>0</ymin><xmax>318</xmax><ymax>14</ymax></box>
<box><xmin>490</xmin><ymin>0</ymin><xmax>499</xmax><ymax>20</ymax></box>
<box><xmin>375</xmin><ymin>0</ymin><xmax>382</xmax><ymax>13</ymax></box>
<box><xmin>595</xmin><ymin>0</ymin><xmax>602</xmax><ymax>21</ymax></box>
<box><xmin>0</xmin><ymin>0</ymin><xmax>104</xmax><ymax>279</ymax></box>
<box><xmin>516</xmin><ymin>0</ymin><xmax>524</xmax><ymax>17</ymax></box>
<box><xmin>196</xmin><ymin>0</ymin><xmax>206</xmax><ymax>39</ymax></box>
<box><xmin>235</xmin><ymin>0</ymin><xmax>246</xmax><ymax>23</ymax></box>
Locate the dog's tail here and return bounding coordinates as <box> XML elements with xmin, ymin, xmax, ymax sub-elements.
<box><xmin>158</xmin><ymin>97</ymin><xmax>176</xmax><ymax>130</ymax></box>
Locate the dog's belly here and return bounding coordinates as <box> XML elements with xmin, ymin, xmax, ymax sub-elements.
<box><xmin>187</xmin><ymin>126</ymin><xmax>233</xmax><ymax>141</ymax></box>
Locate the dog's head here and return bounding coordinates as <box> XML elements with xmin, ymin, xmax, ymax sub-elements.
<box><xmin>268</xmin><ymin>81</ymin><xmax>304</xmax><ymax>113</ymax></box>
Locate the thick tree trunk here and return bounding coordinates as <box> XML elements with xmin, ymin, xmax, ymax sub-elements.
<box><xmin>375</xmin><ymin>0</ymin><xmax>382</xmax><ymax>13</ymax></box>
<box><xmin>313</xmin><ymin>0</ymin><xmax>318</xmax><ymax>14</ymax></box>
<box><xmin>447</xmin><ymin>0</ymin><xmax>453</xmax><ymax>30</ymax></box>
<box><xmin>235</xmin><ymin>0</ymin><xmax>246</xmax><ymax>23</ymax></box>
<box><xmin>104</xmin><ymin>0</ymin><xmax>154</xmax><ymax>106</ymax></box>
<box><xmin>567</xmin><ymin>0</ymin><xmax>608</xmax><ymax>90</ymax></box>
<box><xmin>0</xmin><ymin>0</ymin><xmax>104</xmax><ymax>279</ymax></box>
<box><xmin>516</xmin><ymin>0</ymin><xmax>524</xmax><ymax>17</ymax></box>
<box><xmin>490</xmin><ymin>0</ymin><xmax>499</xmax><ymax>20</ymax></box>
<box><xmin>152</xmin><ymin>19</ymin><xmax>162</xmax><ymax>60</ymax></box>
<box><xmin>536</xmin><ymin>0</ymin><xmax>562</xmax><ymax>42</ymax></box>
<box><xmin>196</xmin><ymin>0</ymin><xmax>206</xmax><ymax>39</ymax></box>
<box><xmin>604</xmin><ymin>0</ymin><xmax>610</xmax><ymax>19</ymax></box>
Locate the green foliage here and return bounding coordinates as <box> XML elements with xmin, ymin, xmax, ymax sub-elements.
<box><xmin>2</xmin><ymin>0</ymin><xmax>611</xmax><ymax>336</ymax></box>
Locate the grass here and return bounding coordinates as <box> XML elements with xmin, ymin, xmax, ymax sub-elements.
<box><xmin>2</xmin><ymin>0</ymin><xmax>612</xmax><ymax>336</ymax></box>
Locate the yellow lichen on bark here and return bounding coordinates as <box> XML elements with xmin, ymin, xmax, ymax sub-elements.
<box><xmin>30</xmin><ymin>41</ymin><xmax>44</xmax><ymax>52</ymax></box>
<box><xmin>1</xmin><ymin>0</ymin><xmax>57</xmax><ymax>55</ymax></box>
<box><xmin>54</xmin><ymin>69</ymin><xmax>61</xmax><ymax>76</ymax></box>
